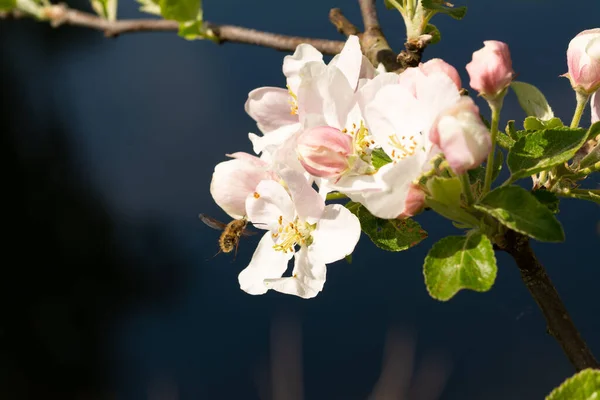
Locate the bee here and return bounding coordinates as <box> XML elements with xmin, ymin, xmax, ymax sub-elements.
<box><xmin>198</xmin><ymin>214</ymin><xmax>257</xmax><ymax>255</ymax></box>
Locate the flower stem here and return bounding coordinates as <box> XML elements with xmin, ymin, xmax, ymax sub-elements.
<box><xmin>459</xmin><ymin>173</ymin><xmax>475</xmax><ymax>206</ymax></box>
<box><xmin>483</xmin><ymin>98</ymin><xmax>503</xmax><ymax>194</ymax></box>
<box><xmin>325</xmin><ymin>192</ymin><xmax>348</xmax><ymax>201</ymax></box>
<box><xmin>570</xmin><ymin>92</ymin><xmax>590</xmax><ymax>129</ymax></box>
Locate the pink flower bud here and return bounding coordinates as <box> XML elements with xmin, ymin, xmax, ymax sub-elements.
<box><xmin>430</xmin><ymin>97</ymin><xmax>491</xmax><ymax>174</ymax></box>
<box><xmin>592</xmin><ymin>91</ymin><xmax>599</xmax><ymax>124</ymax></box>
<box><xmin>466</xmin><ymin>41</ymin><xmax>515</xmax><ymax>98</ymax></box>
<box><xmin>565</xmin><ymin>29</ymin><xmax>600</xmax><ymax>94</ymax></box>
<box><xmin>397</xmin><ymin>59</ymin><xmax>462</xmax><ymax>97</ymax></box>
<box><xmin>296</xmin><ymin>126</ymin><xmax>353</xmax><ymax>178</ymax></box>
<box><xmin>397</xmin><ymin>184</ymin><xmax>426</xmax><ymax>219</ymax></box>
<box><xmin>420</xmin><ymin>58</ymin><xmax>462</xmax><ymax>91</ymax></box>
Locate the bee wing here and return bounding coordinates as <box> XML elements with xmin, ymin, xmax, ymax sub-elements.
<box><xmin>240</xmin><ymin>228</ymin><xmax>259</xmax><ymax>237</ymax></box>
<box><xmin>198</xmin><ymin>214</ymin><xmax>228</xmax><ymax>231</ymax></box>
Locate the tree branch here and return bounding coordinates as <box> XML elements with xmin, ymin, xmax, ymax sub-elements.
<box><xmin>10</xmin><ymin>5</ymin><xmax>345</xmax><ymax>55</ymax></box>
<box><xmin>328</xmin><ymin>4</ymin><xmax>402</xmax><ymax>72</ymax></box>
<box><xmin>503</xmin><ymin>230</ymin><xmax>599</xmax><ymax>371</ymax></box>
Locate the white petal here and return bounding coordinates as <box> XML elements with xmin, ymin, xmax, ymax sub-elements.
<box><xmin>357</xmin><ymin>72</ymin><xmax>400</xmax><ymax>112</ymax></box>
<box><xmin>210</xmin><ymin>158</ymin><xmax>269</xmax><ymax>219</ymax></box>
<box><xmin>264</xmin><ymin>246</ymin><xmax>326</xmax><ymax>299</ymax></box>
<box><xmin>415</xmin><ymin>72</ymin><xmax>461</xmax><ymax>132</ymax></box>
<box><xmin>248</xmin><ymin>123</ymin><xmax>301</xmax><ymax>155</ymax></box>
<box><xmin>279</xmin><ymin>167</ymin><xmax>324</xmax><ymax>223</ymax></box>
<box><xmin>245</xmin><ymin>87</ymin><xmax>299</xmax><ymax>133</ymax></box>
<box><xmin>363</xmin><ymin>84</ymin><xmax>424</xmax><ymax>146</ymax></box>
<box><xmin>348</xmin><ymin>158</ymin><xmax>423</xmax><ymax>219</ymax></box>
<box><xmin>246</xmin><ymin>180</ymin><xmax>295</xmax><ymax>232</ymax></box>
<box><xmin>283</xmin><ymin>44</ymin><xmax>324</xmax><ymax>94</ymax></box>
<box><xmin>310</xmin><ymin>204</ymin><xmax>361</xmax><ymax>264</ymax></box>
<box><xmin>298</xmin><ymin>63</ymin><xmax>355</xmax><ymax>130</ymax></box>
<box><xmin>592</xmin><ymin>91</ymin><xmax>599</xmax><ymax>124</ymax></box>
<box><xmin>329</xmin><ymin>35</ymin><xmax>362</xmax><ymax>91</ymax></box>
<box><xmin>238</xmin><ymin>233</ymin><xmax>293</xmax><ymax>295</ymax></box>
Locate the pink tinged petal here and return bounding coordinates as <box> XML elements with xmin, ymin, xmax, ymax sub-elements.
<box><xmin>419</xmin><ymin>58</ymin><xmax>462</xmax><ymax>90</ymax></box>
<box><xmin>331</xmin><ymin>35</ymin><xmax>362</xmax><ymax>91</ymax></box>
<box><xmin>210</xmin><ymin>158</ymin><xmax>271</xmax><ymax>219</ymax></box>
<box><xmin>283</xmin><ymin>44</ymin><xmax>324</xmax><ymax>94</ymax></box>
<box><xmin>245</xmin><ymin>87</ymin><xmax>299</xmax><ymax>133</ymax></box>
<box><xmin>397</xmin><ymin>184</ymin><xmax>426</xmax><ymax>218</ymax></box>
<box><xmin>246</xmin><ymin>180</ymin><xmax>295</xmax><ymax>232</ymax></box>
<box><xmin>310</xmin><ymin>204</ymin><xmax>361</xmax><ymax>264</ymax></box>
<box><xmin>278</xmin><ymin>168</ymin><xmax>324</xmax><ymax>223</ymax></box>
<box><xmin>238</xmin><ymin>232</ymin><xmax>294</xmax><ymax>296</ymax></box>
<box><xmin>592</xmin><ymin>91</ymin><xmax>599</xmax><ymax>124</ymax></box>
<box><xmin>296</xmin><ymin>126</ymin><xmax>353</xmax><ymax>178</ymax></box>
<box><xmin>225</xmin><ymin>152</ymin><xmax>269</xmax><ymax>166</ymax></box>
<box><xmin>397</xmin><ymin>67</ymin><xmax>423</xmax><ymax>97</ymax></box>
<box><xmin>566</xmin><ymin>29</ymin><xmax>600</xmax><ymax>93</ymax></box>
<box><xmin>264</xmin><ymin>247</ymin><xmax>326</xmax><ymax>299</ymax></box>
<box><xmin>415</xmin><ymin>72</ymin><xmax>461</xmax><ymax>121</ymax></box>
<box><xmin>465</xmin><ymin>40</ymin><xmax>515</xmax><ymax>98</ymax></box>
<box><xmin>430</xmin><ymin>97</ymin><xmax>491</xmax><ymax>174</ymax></box>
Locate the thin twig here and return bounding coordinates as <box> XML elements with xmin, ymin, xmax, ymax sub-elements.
<box><xmin>503</xmin><ymin>230</ymin><xmax>599</xmax><ymax>371</ymax></box>
<box><xmin>358</xmin><ymin>0</ymin><xmax>380</xmax><ymax>31</ymax></box>
<box><xmin>329</xmin><ymin>4</ymin><xmax>402</xmax><ymax>72</ymax></box>
<box><xmin>328</xmin><ymin>8</ymin><xmax>360</xmax><ymax>37</ymax></box>
<box><xmin>13</xmin><ymin>5</ymin><xmax>346</xmax><ymax>55</ymax></box>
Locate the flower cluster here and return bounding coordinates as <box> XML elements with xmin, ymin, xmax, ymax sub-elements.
<box><xmin>209</xmin><ymin>36</ymin><xmax>506</xmax><ymax>298</ymax></box>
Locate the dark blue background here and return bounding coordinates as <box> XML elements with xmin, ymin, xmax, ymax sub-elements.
<box><xmin>1</xmin><ymin>0</ymin><xmax>599</xmax><ymax>399</ymax></box>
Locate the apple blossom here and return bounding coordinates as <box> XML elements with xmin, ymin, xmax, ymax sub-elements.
<box><xmin>238</xmin><ymin>169</ymin><xmax>360</xmax><ymax>299</ymax></box>
<box><xmin>398</xmin><ymin>58</ymin><xmax>462</xmax><ymax>97</ymax></box>
<box><xmin>564</xmin><ymin>28</ymin><xmax>600</xmax><ymax>94</ymax></box>
<box><xmin>354</xmin><ymin>68</ymin><xmax>462</xmax><ymax>219</ymax></box>
<box><xmin>466</xmin><ymin>41</ymin><xmax>515</xmax><ymax>99</ymax></box>
<box><xmin>429</xmin><ymin>96</ymin><xmax>492</xmax><ymax>174</ymax></box>
<box><xmin>209</xmin><ymin>152</ymin><xmax>277</xmax><ymax>219</ymax></box>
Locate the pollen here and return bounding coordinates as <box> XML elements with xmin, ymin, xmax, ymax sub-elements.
<box><xmin>388</xmin><ymin>133</ymin><xmax>418</xmax><ymax>161</ymax></box>
<box><xmin>272</xmin><ymin>216</ymin><xmax>313</xmax><ymax>253</ymax></box>
<box><xmin>287</xmin><ymin>85</ymin><xmax>299</xmax><ymax>115</ymax></box>
<box><xmin>253</xmin><ymin>192</ymin><xmax>260</xmax><ymax>198</ymax></box>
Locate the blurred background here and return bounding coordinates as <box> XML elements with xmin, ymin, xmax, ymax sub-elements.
<box><xmin>1</xmin><ymin>0</ymin><xmax>599</xmax><ymax>399</ymax></box>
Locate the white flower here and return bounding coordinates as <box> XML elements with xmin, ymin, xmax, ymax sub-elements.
<box><xmin>354</xmin><ymin>68</ymin><xmax>461</xmax><ymax>219</ymax></box>
<box><xmin>238</xmin><ymin>169</ymin><xmax>360</xmax><ymax>299</ymax></box>
<box><xmin>209</xmin><ymin>152</ymin><xmax>277</xmax><ymax>219</ymax></box>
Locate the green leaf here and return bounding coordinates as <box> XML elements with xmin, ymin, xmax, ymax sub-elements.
<box><xmin>506</xmin><ymin>120</ymin><xmax>517</xmax><ymax>139</ymax></box>
<box><xmin>371</xmin><ymin>148</ymin><xmax>393</xmax><ymax>169</ymax></box>
<box><xmin>523</xmin><ymin>116</ymin><xmax>564</xmax><ymax>131</ymax></box>
<box><xmin>344</xmin><ymin>254</ymin><xmax>353</xmax><ymax>264</ymax></box>
<box><xmin>510</xmin><ymin>81</ymin><xmax>554</xmax><ymax>121</ymax></box>
<box><xmin>425</xmin><ymin>198</ymin><xmax>480</xmax><ymax>227</ymax></box>
<box><xmin>423</xmin><ymin>23</ymin><xmax>441</xmax><ymax>44</ymax></box>
<box><xmin>159</xmin><ymin>0</ymin><xmax>200</xmax><ymax>22</ymax></box>
<box><xmin>90</xmin><ymin>0</ymin><xmax>117</xmax><ymax>21</ymax></box>
<box><xmin>423</xmin><ymin>232</ymin><xmax>497</xmax><ymax>301</ymax></box>
<box><xmin>0</xmin><ymin>0</ymin><xmax>16</xmax><ymax>11</ymax></box>
<box><xmin>507</xmin><ymin>127</ymin><xmax>588</xmax><ymax>181</ymax></box>
<box><xmin>497</xmin><ymin>132</ymin><xmax>515</xmax><ymax>150</ymax></box>
<box><xmin>474</xmin><ymin>185</ymin><xmax>565</xmax><ymax>242</ymax></box>
<box><xmin>178</xmin><ymin>19</ymin><xmax>205</xmax><ymax>40</ymax></box>
<box><xmin>421</xmin><ymin>0</ymin><xmax>467</xmax><ymax>19</ymax></box>
<box><xmin>136</xmin><ymin>0</ymin><xmax>160</xmax><ymax>15</ymax></box>
<box><xmin>531</xmin><ymin>190</ymin><xmax>559</xmax><ymax>214</ymax></box>
<box><xmin>546</xmin><ymin>369</ymin><xmax>600</xmax><ymax>400</ymax></box>
<box><xmin>565</xmin><ymin>189</ymin><xmax>600</xmax><ymax>205</ymax></box>
<box><xmin>427</xmin><ymin>176</ymin><xmax>462</xmax><ymax>206</ymax></box>
<box><xmin>523</xmin><ymin>116</ymin><xmax>545</xmax><ymax>131</ymax></box>
<box><xmin>345</xmin><ymin>202</ymin><xmax>427</xmax><ymax>251</ymax></box>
